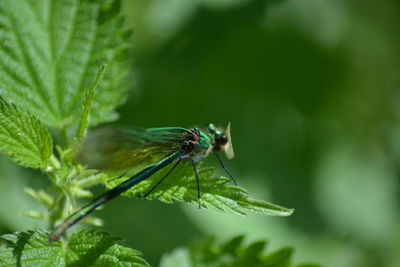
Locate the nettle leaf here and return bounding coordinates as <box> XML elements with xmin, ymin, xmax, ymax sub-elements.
<box><xmin>160</xmin><ymin>235</ymin><xmax>305</xmax><ymax>267</ymax></box>
<box><xmin>0</xmin><ymin>246</ymin><xmax>14</xmax><ymax>266</ymax></box>
<box><xmin>0</xmin><ymin>0</ymin><xmax>131</xmax><ymax>130</ymax></box>
<box><xmin>0</xmin><ymin>230</ymin><xmax>149</xmax><ymax>267</ymax></box>
<box><xmin>76</xmin><ymin>64</ymin><xmax>106</xmax><ymax>141</ymax></box>
<box><xmin>107</xmin><ymin>162</ymin><xmax>293</xmax><ymax>217</ymax></box>
<box><xmin>0</xmin><ymin>97</ymin><xmax>53</xmax><ymax>169</ymax></box>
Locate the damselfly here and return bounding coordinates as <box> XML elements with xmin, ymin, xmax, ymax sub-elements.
<box><xmin>49</xmin><ymin>123</ymin><xmax>236</xmax><ymax>240</ymax></box>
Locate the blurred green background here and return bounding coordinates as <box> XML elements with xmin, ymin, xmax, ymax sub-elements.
<box><xmin>1</xmin><ymin>0</ymin><xmax>399</xmax><ymax>266</ymax></box>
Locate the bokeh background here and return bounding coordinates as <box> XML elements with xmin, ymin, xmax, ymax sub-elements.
<box><xmin>1</xmin><ymin>0</ymin><xmax>399</xmax><ymax>266</ymax></box>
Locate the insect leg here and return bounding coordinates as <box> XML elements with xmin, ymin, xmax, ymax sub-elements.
<box><xmin>192</xmin><ymin>160</ymin><xmax>201</xmax><ymax>208</ymax></box>
<box><xmin>144</xmin><ymin>159</ymin><xmax>181</xmax><ymax>197</ymax></box>
<box><xmin>213</xmin><ymin>151</ymin><xmax>237</xmax><ymax>185</ymax></box>
<box><xmin>107</xmin><ymin>170</ymin><xmax>129</xmax><ymax>182</ymax></box>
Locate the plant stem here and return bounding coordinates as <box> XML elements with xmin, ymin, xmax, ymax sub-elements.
<box><xmin>59</xmin><ymin>127</ymin><xmax>69</xmax><ymax>149</ymax></box>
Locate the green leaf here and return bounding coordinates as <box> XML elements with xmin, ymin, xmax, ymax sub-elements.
<box><xmin>107</xmin><ymin>163</ymin><xmax>294</xmax><ymax>217</ymax></box>
<box><xmin>0</xmin><ymin>97</ymin><xmax>53</xmax><ymax>169</ymax></box>
<box><xmin>66</xmin><ymin>230</ymin><xmax>149</xmax><ymax>267</ymax></box>
<box><xmin>160</xmin><ymin>235</ymin><xmax>295</xmax><ymax>267</ymax></box>
<box><xmin>76</xmin><ymin>64</ymin><xmax>107</xmax><ymax>141</ymax></box>
<box><xmin>0</xmin><ymin>230</ymin><xmax>149</xmax><ymax>267</ymax></box>
<box><xmin>24</xmin><ymin>187</ymin><xmax>54</xmax><ymax>208</ymax></box>
<box><xmin>0</xmin><ymin>230</ymin><xmax>66</xmax><ymax>266</ymax></box>
<box><xmin>263</xmin><ymin>248</ymin><xmax>293</xmax><ymax>267</ymax></box>
<box><xmin>0</xmin><ymin>0</ymin><xmax>131</xmax><ymax>130</ymax></box>
<box><xmin>0</xmin><ymin>246</ymin><xmax>14</xmax><ymax>266</ymax></box>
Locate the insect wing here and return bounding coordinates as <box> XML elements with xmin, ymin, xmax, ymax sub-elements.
<box><xmin>78</xmin><ymin>127</ymin><xmax>188</xmax><ymax>170</ymax></box>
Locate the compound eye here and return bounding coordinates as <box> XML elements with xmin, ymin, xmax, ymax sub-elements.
<box><xmin>218</xmin><ymin>134</ymin><xmax>228</xmax><ymax>146</ymax></box>
<box><xmin>207</xmin><ymin>123</ymin><xmax>216</xmax><ymax>133</ymax></box>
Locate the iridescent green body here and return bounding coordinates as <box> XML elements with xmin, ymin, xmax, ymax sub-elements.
<box><xmin>49</xmin><ymin>124</ymin><xmax>234</xmax><ymax>240</ymax></box>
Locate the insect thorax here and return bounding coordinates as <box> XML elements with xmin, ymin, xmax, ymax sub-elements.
<box><xmin>181</xmin><ymin>128</ymin><xmax>213</xmax><ymax>161</ymax></box>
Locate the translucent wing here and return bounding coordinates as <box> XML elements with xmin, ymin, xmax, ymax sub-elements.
<box><xmin>78</xmin><ymin>127</ymin><xmax>190</xmax><ymax>170</ymax></box>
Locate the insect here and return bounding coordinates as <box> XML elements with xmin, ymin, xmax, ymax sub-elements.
<box><xmin>49</xmin><ymin>123</ymin><xmax>236</xmax><ymax>240</ymax></box>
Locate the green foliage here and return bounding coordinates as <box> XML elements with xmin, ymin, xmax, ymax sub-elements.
<box><xmin>76</xmin><ymin>64</ymin><xmax>107</xmax><ymax>141</ymax></box>
<box><xmin>160</xmin><ymin>235</ymin><xmax>321</xmax><ymax>267</ymax></box>
<box><xmin>0</xmin><ymin>230</ymin><xmax>149</xmax><ymax>267</ymax></box>
<box><xmin>110</xmin><ymin>164</ymin><xmax>293</xmax><ymax>216</ymax></box>
<box><xmin>0</xmin><ymin>97</ymin><xmax>52</xmax><ymax>169</ymax></box>
<box><xmin>0</xmin><ymin>0</ymin><xmax>301</xmax><ymax>266</ymax></box>
<box><xmin>0</xmin><ymin>0</ymin><xmax>130</xmax><ymax>130</ymax></box>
